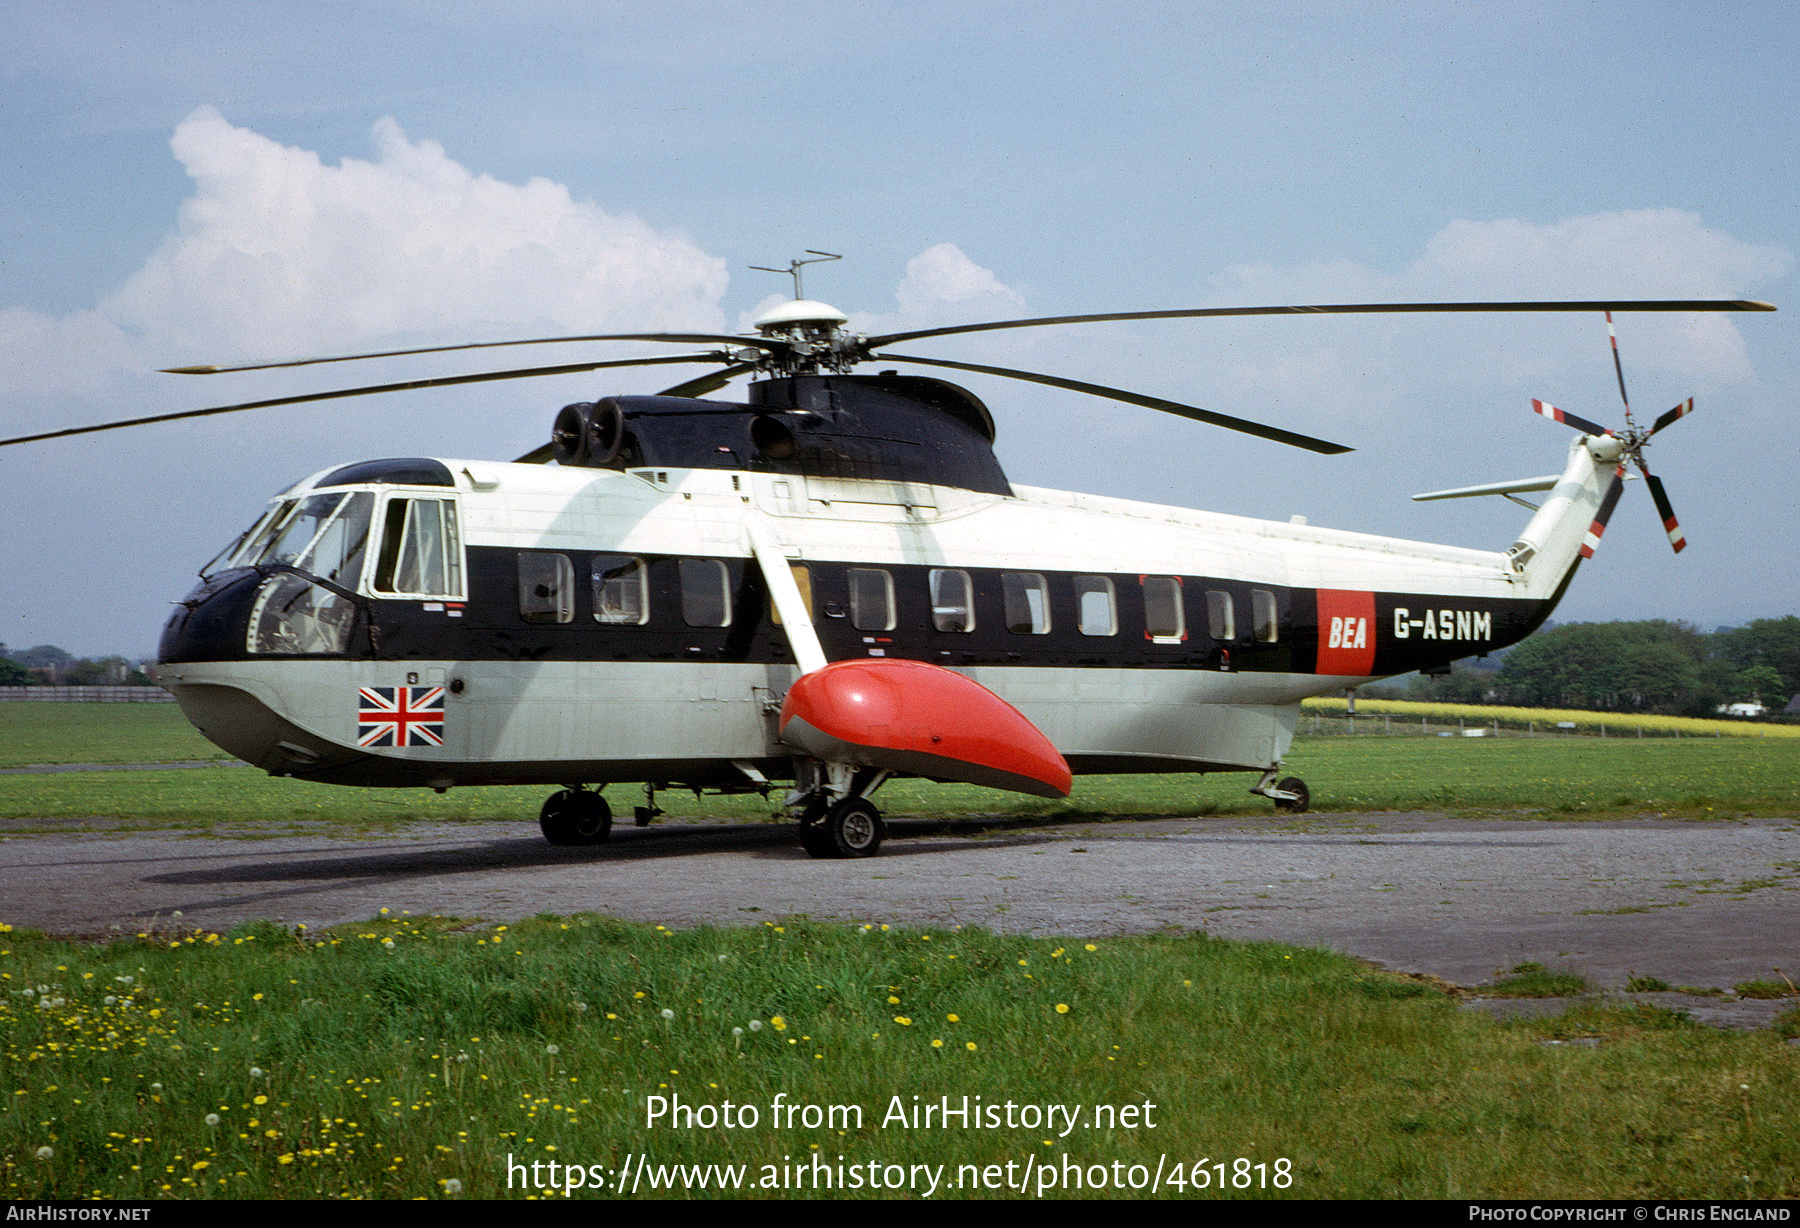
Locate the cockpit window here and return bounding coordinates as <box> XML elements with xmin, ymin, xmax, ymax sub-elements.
<box><xmin>373</xmin><ymin>497</ymin><xmax>462</xmax><ymax>597</ymax></box>
<box><xmin>299</xmin><ymin>493</ymin><xmax>372</xmax><ymax>587</ymax></box>
<box><xmin>218</xmin><ymin>492</ymin><xmax>374</xmax><ymax>587</ymax></box>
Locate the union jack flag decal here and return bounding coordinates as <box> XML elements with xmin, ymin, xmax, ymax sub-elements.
<box><xmin>357</xmin><ymin>686</ymin><xmax>445</xmax><ymax>747</ymax></box>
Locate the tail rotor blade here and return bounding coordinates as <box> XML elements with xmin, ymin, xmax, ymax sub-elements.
<box><xmin>1532</xmin><ymin>398</ymin><xmax>1613</xmax><ymax>438</ymax></box>
<box><xmin>1649</xmin><ymin>397</ymin><xmax>1695</xmax><ymax>437</ymax></box>
<box><xmin>1605</xmin><ymin>311</ymin><xmax>1633</xmax><ymax>419</ymax></box>
<box><xmin>1642</xmin><ymin>468</ymin><xmax>1686</xmax><ymax>553</ymax></box>
<box><xmin>1579</xmin><ymin>466</ymin><xmax>1628</xmax><ymax>559</ymax></box>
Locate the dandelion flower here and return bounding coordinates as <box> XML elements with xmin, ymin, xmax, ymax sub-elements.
<box><xmin>966</xmin><ymin>1042</ymin><xmax>977</xmax><ymax>1051</ymax></box>
<box><xmin>931</xmin><ymin>1039</ymin><xmax>944</xmax><ymax>1048</ymax></box>
<box><xmin>946</xmin><ymin>1013</ymin><xmax>959</xmax><ymax>1023</ymax></box>
<box><xmin>1055</xmin><ymin>1003</ymin><xmax>1070</xmax><ymax>1014</ymax></box>
<box><xmin>1085</xmin><ymin>943</ymin><xmax>1097</xmax><ymax>951</ymax></box>
<box><xmin>895</xmin><ymin>1016</ymin><xmax>912</xmax><ymax>1026</ymax></box>
<box><xmin>770</xmin><ymin>1016</ymin><xmax>787</xmax><ymax>1031</ymax></box>
<box><xmin>888</xmin><ymin>995</ymin><xmax>900</xmax><ymax>1005</ymax></box>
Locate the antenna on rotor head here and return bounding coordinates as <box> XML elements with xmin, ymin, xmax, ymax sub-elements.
<box><xmin>750</xmin><ymin>251</ymin><xmax>842</xmax><ymax>300</ymax></box>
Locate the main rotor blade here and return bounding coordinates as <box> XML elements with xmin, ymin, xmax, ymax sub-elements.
<box><xmin>1532</xmin><ymin>398</ymin><xmax>1613</xmax><ymax>439</ymax></box>
<box><xmin>0</xmin><ymin>354</ymin><xmax>728</xmax><ymax>449</ymax></box>
<box><xmin>1650</xmin><ymin>397</ymin><xmax>1695</xmax><ymax>436</ymax></box>
<box><xmin>655</xmin><ymin>362</ymin><xmax>759</xmax><ymax>399</ymax></box>
<box><xmin>866</xmin><ymin>299</ymin><xmax>1776</xmax><ymax>349</ymax></box>
<box><xmin>163</xmin><ymin>333</ymin><xmax>780</xmax><ymax>375</ymax></box>
<box><xmin>873</xmin><ymin>352</ymin><xmax>1353</xmax><ymax>454</ymax></box>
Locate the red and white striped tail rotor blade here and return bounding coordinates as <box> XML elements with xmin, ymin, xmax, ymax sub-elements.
<box><xmin>1533</xmin><ymin>398</ymin><xmax>1613</xmax><ymax>438</ymax></box>
<box><xmin>1606</xmin><ymin>311</ymin><xmax>1633</xmax><ymax>418</ymax></box>
<box><xmin>1579</xmin><ymin>466</ymin><xmax>1628</xmax><ymax>559</ymax></box>
<box><xmin>1649</xmin><ymin>397</ymin><xmax>1695</xmax><ymax>437</ymax></box>
<box><xmin>1643</xmin><ymin>470</ymin><xmax>1686</xmax><ymax>553</ymax></box>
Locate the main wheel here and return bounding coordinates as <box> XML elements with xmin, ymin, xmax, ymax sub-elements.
<box><xmin>1271</xmin><ymin>776</ymin><xmax>1310</xmax><ymax>814</ymax></box>
<box><xmin>539</xmin><ymin>790</ymin><xmax>612</xmax><ymax>845</ymax></box>
<box><xmin>822</xmin><ymin>798</ymin><xmax>885</xmax><ymax>858</ymax></box>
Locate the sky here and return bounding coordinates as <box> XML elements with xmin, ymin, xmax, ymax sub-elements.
<box><xmin>1</xmin><ymin>0</ymin><xmax>1795</xmax><ymax>658</ymax></box>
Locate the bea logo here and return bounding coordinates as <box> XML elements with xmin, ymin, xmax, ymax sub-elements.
<box><xmin>1327</xmin><ymin>617</ymin><xmax>1368</xmax><ymax>650</ymax></box>
<box><xmin>1315</xmin><ymin>589</ymin><xmax>1376</xmax><ymax>676</ymax></box>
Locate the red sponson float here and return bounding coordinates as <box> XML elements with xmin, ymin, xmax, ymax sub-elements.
<box><xmin>778</xmin><ymin>658</ymin><xmax>1072</xmax><ymax>798</ymax></box>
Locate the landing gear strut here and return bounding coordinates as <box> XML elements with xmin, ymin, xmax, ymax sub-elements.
<box><xmin>1251</xmin><ymin>769</ymin><xmax>1310</xmax><ymax>814</ymax></box>
<box><xmin>538</xmin><ymin>787</ymin><xmax>612</xmax><ymax>845</ymax></box>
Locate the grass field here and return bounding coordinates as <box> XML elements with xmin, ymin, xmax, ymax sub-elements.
<box><xmin>2</xmin><ymin>914</ymin><xmax>1796</xmax><ymax>1200</ymax></box>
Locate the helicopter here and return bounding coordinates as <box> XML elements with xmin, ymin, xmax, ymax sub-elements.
<box><xmin>1</xmin><ymin>256</ymin><xmax>1774</xmax><ymax>858</ymax></box>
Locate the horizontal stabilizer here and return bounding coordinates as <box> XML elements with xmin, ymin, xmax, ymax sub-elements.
<box><xmin>1412</xmin><ymin>475</ymin><xmax>1562</xmax><ymax>502</ymax></box>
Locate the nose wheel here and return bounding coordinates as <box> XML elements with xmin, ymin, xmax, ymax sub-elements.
<box><xmin>539</xmin><ymin>788</ymin><xmax>613</xmax><ymax>845</ymax></box>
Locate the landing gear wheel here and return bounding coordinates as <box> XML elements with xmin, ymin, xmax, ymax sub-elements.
<box><xmin>1271</xmin><ymin>777</ymin><xmax>1310</xmax><ymax>814</ymax></box>
<box><xmin>538</xmin><ymin>789</ymin><xmax>612</xmax><ymax>845</ymax></box>
<box><xmin>823</xmin><ymin>797</ymin><xmax>885</xmax><ymax>858</ymax></box>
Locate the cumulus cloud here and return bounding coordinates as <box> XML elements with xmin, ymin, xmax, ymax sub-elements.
<box><xmin>892</xmin><ymin>243</ymin><xmax>1028</xmax><ymax>323</ymax></box>
<box><xmin>1192</xmin><ymin>210</ymin><xmax>1789</xmax><ymax>411</ymax></box>
<box><xmin>103</xmin><ymin>106</ymin><xmax>730</xmax><ymax>360</ymax></box>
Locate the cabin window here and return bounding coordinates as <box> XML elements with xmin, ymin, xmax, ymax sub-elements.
<box><xmin>930</xmin><ymin>569</ymin><xmax>975</xmax><ymax>632</ymax></box>
<box><xmin>1206</xmin><ymin>590</ymin><xmax>1237</xmax><ymax>641</ymax></box>
<box><xmin>1142</xmin><ymin>576</ymin><xmax>1185</xmax><ymax>642</ymax></box>
<box><xmin>591</xmin><ymin>555</ymin><xmax>648</xmax><ymax>625</ymax></box>
<box><xmin>769</xmin><ymin>565</ymin><xmax>813</xmax><ymax>627</ymax></box>
<box><xmin>1252</xmin><ymin>589</ymin><xmax>1279</xmax><ymax>643</ymax></box>
<box><xmin>679</xmin><ymin>558</ymin><xmax>732</xmax><ymax>627</ymax></box>
<box><xmin>847</xmin><ymin>568</ymin><xmax>896</xmax><ymax>631</ymax></box>
<box><xmin>519</xmin><ymin>553</ymin><xmax>574</xmax><ymax>623</ymax></box>
<box><xmin>374</xmin><ymin>497</ymin><xmax>462</xmax><ymax>597</ymax></box>
<box><xmin>1075</xmin><ymin>576</ymin><xmax>1116</xmax><ymax>636</ymax></box>
<box><xmin>1002</xmin><ymin>572</ymin><xmax>1050</xmax><ymax>635</ymax></box>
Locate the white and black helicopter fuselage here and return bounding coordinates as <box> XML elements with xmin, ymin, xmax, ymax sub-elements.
<box><xmin>18</xmin><ymin>290</ymin><xmax>1766</xmax><ymax>858</ymax></box>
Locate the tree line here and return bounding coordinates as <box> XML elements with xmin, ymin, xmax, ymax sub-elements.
<box><xmin>0</xmin><ymin>644</ymin><xmax>154</xmax><ymax>687</ymax></box>
<box><xmin>1373</xmin><ymin>616</ymin><xmax>1800</xmax><ymax>718</ymax></box>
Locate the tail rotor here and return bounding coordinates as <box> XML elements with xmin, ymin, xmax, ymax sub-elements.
<box><xmin>1536</xmin><ymin>312</ymin><xmax>1692</xmax><ymax>554</ymax></box>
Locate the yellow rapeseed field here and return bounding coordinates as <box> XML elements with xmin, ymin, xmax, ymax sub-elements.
<box><xmin>1301</xmin><ymin>696</ymin><xmax>1800</xmax><ymax>739</ymax></box>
